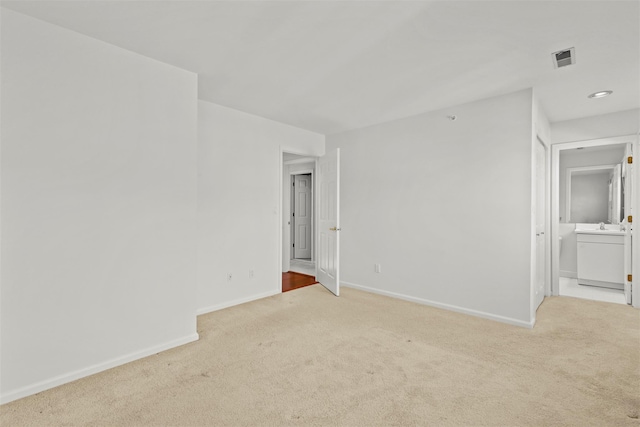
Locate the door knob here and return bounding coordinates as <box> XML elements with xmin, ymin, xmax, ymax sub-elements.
<box><xmin>329</xmin><ymin>227</ymin><xmax>341</xmax><ymax>231</ymax></box>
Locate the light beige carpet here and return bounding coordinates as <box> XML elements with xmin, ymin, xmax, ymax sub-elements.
<box><xmin>1</xmin><ymin>285</ymin><xmax>639</xmax><ymax>426</ymax></box>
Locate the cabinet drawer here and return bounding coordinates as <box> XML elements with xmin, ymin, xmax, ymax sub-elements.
<box><xmin>576</xmin><ymin>233</ymin><xmax>625</xmax><ymax>244</ymax></box>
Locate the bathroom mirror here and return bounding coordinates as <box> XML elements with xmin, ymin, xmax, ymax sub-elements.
<box><xmin>565</xmin><ymin>164</ymin><xmax>622</xmax><ymax>224</ymax></box>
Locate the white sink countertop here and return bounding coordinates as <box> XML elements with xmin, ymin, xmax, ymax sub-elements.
<box><xmin>574</xmin><ymin>223</ymin><xmax>627</xmax><ymax>236</ymax></box>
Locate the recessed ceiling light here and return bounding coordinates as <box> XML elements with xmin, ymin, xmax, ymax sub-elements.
<box><xmin>588</xmin><ymin>90</ymin><xmax>613</xmax><ymax>99</ymax></box>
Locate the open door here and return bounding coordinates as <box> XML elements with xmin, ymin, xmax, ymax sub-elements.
<box><xmin>623</xmin><ymin>143</ymin><xmax>633</xmax><ymax>305</ymax></box>
<box><xmin>534</xmin><ymin>138</ymin><xmax>546</xmax><ymax>310</ymax></box>
<box><xmin>317</xmin><ymin>149</ymin><xmax>340</xmax><ymax>296</ymax></box>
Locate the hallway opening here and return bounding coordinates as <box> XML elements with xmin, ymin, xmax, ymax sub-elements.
<box><xmin>282</xmin><ymin>151</ymin><xmax>318</xmax><ymax>292</ymax></box>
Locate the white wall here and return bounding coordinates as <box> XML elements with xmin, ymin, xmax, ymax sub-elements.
<box><xmin>1</xmin><ymin>9</ymin><xmax>198</xmax><ymax>403</ymax></box>
<box><xmin>326</xmin><ymin>89</ymin><xmax>535</xmax><ymax>326</ymax></box>
<box><xmin>551</xmin><ymin>108</ymin><xmax>640</xmax><ymax>144</ymax></box>
<box><xmin>533</xmin><ymin>93</ymin><xmax>551</xmax><ymax>144</ymax></box>
<box><xmin>558</xmin><ymin>223</ymin><xmax>577</xmax><ymax>278</ymax></box>
<box><xmin>197</xmin><ymin>101</ymin><xmax>323</xmax><ymax>314</ymax></box>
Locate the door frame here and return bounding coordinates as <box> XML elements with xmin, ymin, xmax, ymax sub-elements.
<box><xmin>278</xmin><ymin>146</ymin><xmax>320</xmax><ymax>291</ymax></box>
<box><xmin>290</xmin><ymin>170</ymin><xmax>314</xmax><ymax>262</ymax></box>
<box><xmin>550</xmin><ymin>134</ymin><xmax>638</xmax><ymax>308</ymax></box>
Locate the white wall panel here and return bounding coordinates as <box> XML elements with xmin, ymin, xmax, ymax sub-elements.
<box><xmin>1</xmin><ymin>9</ymin><xmax>198</xmax><ymax>402</ymax></box>
<box><xmin>197</xmin><ymin>101</ymin><xmax>323</xmax><ymax>314</ymax></box>
<box><xmin>327</xmin><ymin>90</ymin><xmax>534</xmax><ymax>325</ymax></box>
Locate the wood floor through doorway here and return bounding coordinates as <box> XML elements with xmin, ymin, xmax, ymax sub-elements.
<box><xmin>282</xmin><ymin>271</ymin><xmax>317</xmax><ymax>292</ymax></box>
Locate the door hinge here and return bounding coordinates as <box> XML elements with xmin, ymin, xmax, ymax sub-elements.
<box><xmin>292</xmin><ymin>243</ymin><xmax>295</xmax><ymax>247</ymax></box>
<box><xmin>292</xmin><ymin>212</ymin><xmax>295</xmax><ymax>217</ymax></box>
<box><xmin>628</xmin><ymin>156</ymin><xmax>633</xmax><ymax>164</ymax></box>
<box><xmin>629</xmin><ymin>215</ymin><xmax>633</xmax><ymax>223</ymax></box>
<box><xmin>628</xmin><ymin>274</ymin><xmax>632</xmax><ymax>282</ymax></box>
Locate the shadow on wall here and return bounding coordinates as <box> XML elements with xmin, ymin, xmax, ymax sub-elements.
<box><xmin>559</xmin><ymin>223</ymin><xmax>577</xmax><ymax>278</ymax></box>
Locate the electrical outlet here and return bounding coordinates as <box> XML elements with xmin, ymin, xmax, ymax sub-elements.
<box><xmin>249</xmin><ymin>269</ymin><xmax>254</xmax><ymax>278</ymax></box>
<box><xmin>375</xmin><ymin>264</ymin><xmax>381</xmax><ymax>273</ymax></box>
<box><xmin>227</xmin><ymin>273</ymin><xmax>232</xmax><ymax>281</ymax></box>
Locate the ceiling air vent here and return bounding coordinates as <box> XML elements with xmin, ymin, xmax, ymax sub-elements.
<box><xmin>552</xmin><ymin>47</ymin><xmax>575</xmax><ymax>68</ymax></box>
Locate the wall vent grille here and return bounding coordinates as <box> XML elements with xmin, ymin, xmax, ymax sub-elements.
<box><xmin>552</xmin><ymin>47</ymin><xmax>576</xmax><ymax>68</ymax></box>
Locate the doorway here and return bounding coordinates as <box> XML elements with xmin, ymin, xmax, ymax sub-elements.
<box><xmin>291</xmin><ymin>173</ymin><xmax>313</xmax><ymax>261</ymax></box>
<box><xmin>279</xmin><ymin>148</ymin><xmax>341</xmax><ymax>296</ymax></box>
<box><xmin>551</xmin><ymin>136</ymin><xmax>636</xmax><ymax>306</ymax></box>
<box><xmin>282</xmin><ymin>152</ymin><xmax>317</xmax><ymax>291</ymax></box>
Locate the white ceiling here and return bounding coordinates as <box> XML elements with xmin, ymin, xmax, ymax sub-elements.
<box><xmin>2</xmin><ymin>0</ymin><xmax>639</xmax><ymax>135</ymax></box>
<box><xmin>561</xmin><ymin>143</ymin><xmax>626</xmax><ymax>157</ymax></box>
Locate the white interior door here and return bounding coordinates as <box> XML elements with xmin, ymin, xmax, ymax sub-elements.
<box><xmin>293</xmin><ymin>174</ymin><xmax>312</xmax><ymax>259</ymax></box>
<box><xmin>624</xmin><ymin>143</ymin><xmax>633</xmax><ymax>304</ymax></box>
<box><xmin>317</xmin><ymin>149</ymin><xmax>340</xmax><ymax>296</ymax></box>
<box><xmin>534</xmin><ymin>139</ymin><xmax>546</xmax><ymax>310</ymax></box>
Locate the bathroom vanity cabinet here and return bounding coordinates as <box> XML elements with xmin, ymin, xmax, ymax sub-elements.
<box><xmin>576</xmin><ymin>231</ymin><xmax>624</xmax><ymax>290</ymax></box>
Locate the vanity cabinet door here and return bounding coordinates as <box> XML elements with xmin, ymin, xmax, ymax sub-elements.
<box><xmin>577</xmin><ymin>241</ymin><xmax>625</xmax><ymax>284</ymax></box>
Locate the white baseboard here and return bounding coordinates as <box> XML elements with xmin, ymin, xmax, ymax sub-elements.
<box><xmin>341</xmin><ymin>281</ymin><xmax>534</xmax><ymax>329</ymax></box>
<box><xmin>0</xmin><ymin>332</ymin><xmax>199</xmax><ymax>405</ymax></box>
<box><xmin>196</xmin><ymin>289</ymin><xmax>280</xmax><ymax>316</ymax></box>
<box><xmin>560</xmin><ymin>270</ymin><xmax>577</xmax><ymax>279</ymax></box>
